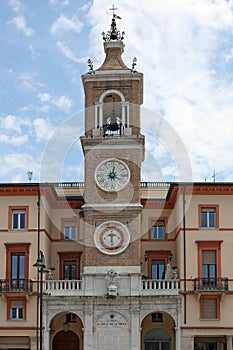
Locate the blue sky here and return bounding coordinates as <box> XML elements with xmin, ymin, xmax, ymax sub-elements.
<box><xmin>1</xmin><ymin>0</ymin><xmax>233</xmax><ymax>183</ymax></box>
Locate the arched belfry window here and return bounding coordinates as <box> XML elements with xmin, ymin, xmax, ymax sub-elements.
<box><xmin>94</xmin><ymin>89</ymin><xmax>130</xmax><ymax>136</ymax></box>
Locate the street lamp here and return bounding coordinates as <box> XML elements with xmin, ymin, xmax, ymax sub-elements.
<box><xmin>33</xmin><ymin>251</ymin><xmax>50</xmax><ymax>350</ymax></box>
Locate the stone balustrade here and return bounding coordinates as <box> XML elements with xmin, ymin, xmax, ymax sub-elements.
<box><xmin>43</xmin><ymin>278</ymin><xmax>180</xmax><ymax>297</ymax></box>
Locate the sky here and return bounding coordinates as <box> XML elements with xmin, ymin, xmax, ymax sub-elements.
<box><xmin>1</xmin><ymin>0</ymin><xmax>233</xmax><ymax>183</ymax></box>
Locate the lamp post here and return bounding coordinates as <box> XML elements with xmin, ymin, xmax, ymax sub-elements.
<box><xmin>33</xmin><ymin>251</ymin><xmax>50</xmax><ymax>350</ymax></box>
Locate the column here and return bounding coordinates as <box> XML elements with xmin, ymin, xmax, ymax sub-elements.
<box><xmin>175</xmin><ymin>327</ymin><xmax>181</xmax><ymax>350</ymax></box>
<box><xmin>227</xmin><ymin>336</ymin><xmax>232</xmax><ymax>350</ymax></box>
<box><xmin>30</xmin><ymin>336</ymin><xmax>37</xmax><ymax>350</ymax></box>
<box><xmin>130</xmin><ymin>302</ymin><xmax>140</xmax><ymax>350</ymax></box>
<box><xmin>84</xmin><ymin>304</ymin><xmax>93</xmax><ymax>350</ymax></box>
<box><xmin>43</xmin><ymin>328</ymin><xmax>51</xmax><ymax>350</ymax></box>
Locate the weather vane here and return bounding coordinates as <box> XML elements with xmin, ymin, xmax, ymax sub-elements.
<box><xmin>107</xmin><ymin>4</ymin><xmax>122</xmax><ymax>19</ymax></box>
<box><xmin>102</xmin><ymin>4</ymin><xmax>124</xmax><ymax>41</ymax></box>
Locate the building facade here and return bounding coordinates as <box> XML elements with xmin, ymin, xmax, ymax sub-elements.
<box><xmin>0</xmin><ymin>15</ymin><xmax>233</xmax><ymax>350</ymax></box>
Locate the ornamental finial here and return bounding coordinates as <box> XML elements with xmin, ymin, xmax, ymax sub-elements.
<box><xmin>102</xmin><ymin>5</ymin><xmax>125</xmax><ymax>41</ymax></box>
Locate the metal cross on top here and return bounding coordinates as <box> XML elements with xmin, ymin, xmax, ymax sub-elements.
<box><xmin>109</xmin><ymin>4</ymin><xmax>118</xmax><ymax>15</ymax></box>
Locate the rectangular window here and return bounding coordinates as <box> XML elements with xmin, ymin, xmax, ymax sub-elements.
<box><xmin>63</xmin><ymin>221</ymin><xmax>77</xmax><ymax>240</ymax></box>
<box><xmin>9</xmin><ymin>206</ymin><xmax>29</xmax><ymax>230</ymax></box>
<box><xmin>11</xmin><ymin>300</ymin><xmax>24</xmax><ymax>319</ymax></box>
<box><xmin>7</xmin><ymin>298</ymin><xmax>26</xmax><ymax>320</ymax></box>
<box><xmin>151</xmin><ymin>260</ymin><xmax>165</xmax><ymax>279</ymax></box>
<box><xmin>201</xmin><ymin>208</ymin><xmax>216</xmax><ymax>228</ymax></box>
<box><xmin>201</xmin><ymin>297</ymin><xmax>219</xmax><ymax>319</ymax></box>
<box><xmin>11</xmin><ymin>253</ymin><xmax>25</xmax><ymax>290</ymax></box>
<box><xmin>66</xmin><ymin>313</ymin><xmax>77</xmax><ymax>323</ymax></box>
<box><xmin>202</xmin><ymin>250</ymin><xmax>216</xmax><ymax>280</ymax></box>
<box><xmin>12</xmin><ymin>210</ymin><xmax>26</xmax><ymax>229</ymax></box>
<box><xmin>63</xmin><ymin>260</ymin><xmax>77</xmax><ymax>280</ymax></box>
<box><xmin>151</xmin><ymin>220</ymin><xmax>165</xmax><ymax>239</ymax></box>
<box><xmin>152</xmin><ymin>312</ymin><xmax>163</xmax><ymax>322</ymax></box>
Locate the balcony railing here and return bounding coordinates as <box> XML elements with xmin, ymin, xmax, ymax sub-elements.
<box><xmin>43</xmin><ymin>278</ymin><xmax>180</xmax><ymax>297</ymax></box>
<box><xmin>0</xmin><ymin>279</ymin><xmax>33</xmax><ymax>293</ymax></box>
<box><xmin>141</xmin><ymin>279</ymin><xmax>180</xmax><ymax>296</ymax></box>
<box><xmin>194</xmin><ymin>277</ymin><xmax>228</xmax><ymax>292</ymax></box>
<box><xmin>44</xmin><ymin>280</ymin><xmax>82</xmax><ymax>296</ymax></box>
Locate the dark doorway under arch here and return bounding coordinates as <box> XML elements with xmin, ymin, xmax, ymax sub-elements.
<box><xmin>144</xmin><ymin>328</ymin><xmax>171</xmax><ymax>350</ymax></box>
<box><xmin>53</xmin><ymin>330</ymin><xmax>79</xmax><ymax>350</ymax></box>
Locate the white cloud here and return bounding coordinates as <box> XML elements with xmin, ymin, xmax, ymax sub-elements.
<box><xmin>11</xmin><ymin>15</ymin><xmax>34</xmax><ymax>37</ymax></box>
<box><xmin>0</xmin><ymin>134</ymin><xmax>28</xmax><ymax>145</ymax></box>
<box><xmin>50</xmin><ymin>15</ymin><xmax>83</xmax><ymax>36</ymax></box>
<box><xmin>56</xmin><ymin>41</ymin><xmax>87</xmax><ymax>63</ymax></box>
<box><xmin>49</xmin><ymin>0</ymin><xmax>70</xmax><ymax>6</ymax></box>
<box><xmin>86</xmin><ymin>0</ymin><xmax>233</xmax><ymax>181</ymax></box>
<box><xmin>8</xmin><ymin>0</ymin><xmax>22</xmax><ymax>13</ymax></box>
<box><xmin>0</xmin><ymin>153</ymin><xmax>40</xmax><ymax>182</ymax></box>
<box><xmin>38</xmin><ymin>92</ymin><xmax>51</xmax><ymax>103</ymax></box>
<box><xmin>19</xmin><ymin>72</ymin><xmax>44</xmax><ymax>92</ymax></box>
<box><xmin>0</xmin><ymin>114</ymin><xmax>30</xmax><ymax>132</ymax></box>
<box><xmin>37</xmin><ymin>92</ymin><xmax>73</xmax><ymax>112</ymax></box>
<box><xmin>53</xmin><ymin>95</ymin><xmax>73</xmax><ymax>112</ymax></box>
<box><xmin>33</xmin><ymin>118</ymin><xmax>54</xmax><ymax>141</ymax></box>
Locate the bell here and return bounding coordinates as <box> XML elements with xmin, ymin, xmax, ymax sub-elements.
<box><xmin>107</xmin><ymin>110</ymin><xmax>120</xmax><ymax>131</ymax></box>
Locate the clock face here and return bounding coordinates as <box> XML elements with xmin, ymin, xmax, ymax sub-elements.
<box><xmin>94</xmin><ymin>221</ymin><xmax>130</xmax><ymax>255</ymax></box>
<box><xmin>94</xmin><ymin>158</ymin><xmax>130</xmax><ymax>192</ymax></box>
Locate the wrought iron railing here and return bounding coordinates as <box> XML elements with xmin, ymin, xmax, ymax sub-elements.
<box><xmin>194</xmin><ymin>277</ymin><xmax>228</xmax><ymax>292</ymax></box>
<box><xmin>0</xmin><ymin>279</ymin><xmax>33</xmax><ymax>293</ymax></box>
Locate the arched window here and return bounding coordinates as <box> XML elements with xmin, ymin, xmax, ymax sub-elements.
<box><xmin>94</xmin><ymin>89</ymin><xmax>130</xmax><ymax>136</ymax></box>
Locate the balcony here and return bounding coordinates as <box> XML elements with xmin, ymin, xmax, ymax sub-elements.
<box><xmin>44</xmin><ymin>280</ymin><xmax>82</xmax><ymax>296</ymax></box>
<box><xmin>0</xmin><ymin>279</ymin><xmax>33</xmax><ymax>293</ymax></box>
<box><xmin>194</xmin><ymin>277</ymin><xmax>228</xmax><ymax>293</ymax></box>
<box><xmin>43</xmin><ymin>278</ymin><xmax>180</xmax><ymax>297</ymax></box>
<box><xmin>141</xmin><ymin>279</ymin><xmax>180</xmax><ymax>296</ymax></box>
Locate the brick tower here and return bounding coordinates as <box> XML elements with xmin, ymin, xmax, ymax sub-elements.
<box><xmin>80</xmin><ymin>14</ymin><xmax>144</xmax><ymax>269</ymax></box>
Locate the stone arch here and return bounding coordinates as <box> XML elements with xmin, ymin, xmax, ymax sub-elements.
<box><xmin>140</xmin><ymin>307</ymin><xmax>178</xmax><ymax>326</ymax></box>
<box><xmin>99</xmin><ymin>89</ymin><xmax>125</xmax><ymax>102</ymax></box>
<box><xmin>94</xmin><ymin>89</ymin><xmax>130</xmax><ymax>134</ymax></box>
<box><xmin>47</xmin><ymin>309</ymin><xmax>84</xmax><ymax>329</ymax></box>
<box><xmin>49</xmin><ymin>311</ymin><xmax>84</xmax><ymax>350</ymax></box>
<box><xmin>141</xmin><ymin>311</ymin><xmax>176</xmax><ymax>350</ymax></box>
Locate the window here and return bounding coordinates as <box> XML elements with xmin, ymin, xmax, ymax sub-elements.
<box><xmin>63</xmin><ymin>260</ymin><xmax>77</xmax><ymax>280</ymax></box>
<box><xmin>151</xmin><ymin>260</ymin><xmax>165</xmax><ymax>279</ymax></box>
<box><xmin>152</xmin><ymin>312</ymin><xmax>163</xmax><ymax>322</ymax></box>
<box><xmin>61</xmin><ymin>219</ymin><xmax>78</xmax><ymax>240</ymax></box>
<box><xmin>202</xmin><ymin>250</ymin><xmax>216</xmax><ymax>287</ymax></box>
<box><xmin>63</xmin><ymin>222</ymin><xmax>77</xmax><ymax>240</ymax></box>
<box><xmin>11</xmin><ymin>300</ymin><xmax>24</xmax><ymax>319</ymax></box>
<box><xmin>58</xmin><ymin>252</ymin><xmax>81</xmax><ymax>280</ymax></box>
<box><xmin>11</xmin><ymin>253</ymin><xmax>25</xmax><ymax>290</ymax></box>
<box><xmin>8</xmin><ymin>206</ymin><xmax>28</xmax><ymax>230</ymax></box>
<box><xmin>147</xmin><ymin>251</ymin><xmax>170</xmax><ymax>279</ymax></box>
<box><xmin>201</xmin><ymin>296</ymin><xmax>220</xmax><ymax>319</ymax></box>
<box><xmin>66</xmin><ymin>313</ymin><xmax>77</xmax><ymax>323</ymax></box>
<box><xmin>7</xmin><ymin>297</ymin><xmax>26</xmax><ymax>320</ymax></box>
<box><xmin>199</xmin><ymin>206</ymin><xmax>218</xmax><ymax>228</ymax></box>
<box><xmin>5</xmin><ymin>243</ymin><xmax>30</xmax><ymax>292</ymax></box>
<box><xmin>151</xmin><ymin>220</ymin><xmax>165</xmax><ymax>239</ymax></box>
<box><xmin>12</xmin><ymin>210</ymin><xmax>26</xmax><ymax>229</ymax></box>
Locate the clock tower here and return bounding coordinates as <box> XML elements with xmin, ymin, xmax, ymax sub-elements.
<box><xmin>80</xmin><ymin>15</ymin><xmax>144</xmax><ymax>268</ymax></box>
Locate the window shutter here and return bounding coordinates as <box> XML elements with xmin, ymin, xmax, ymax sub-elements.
<box><xmin>203</xmin><ymin>298</ymin><xmax>217</xmax><ymax>318</ymax></box>
<box><xmin>202</xmin><ymin>250</ymin><xmax>216</xmax><ymax>264</ymax></box>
